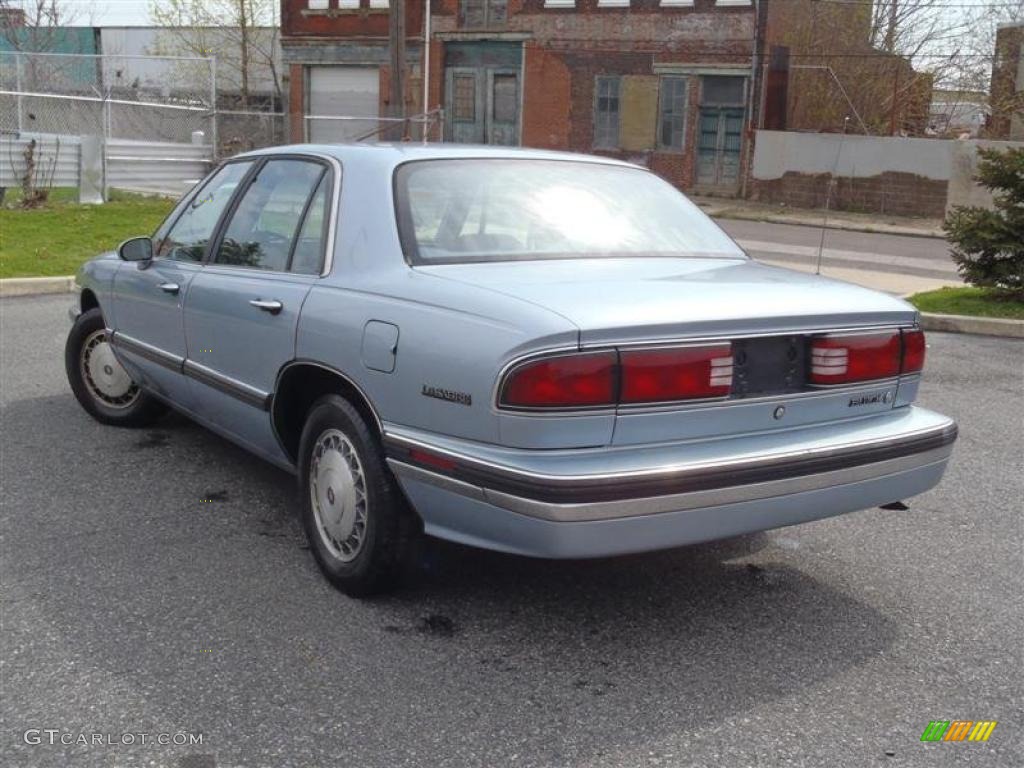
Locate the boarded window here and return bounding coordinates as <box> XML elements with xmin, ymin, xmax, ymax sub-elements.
<box><xmin>460</xmin><ymin>0</ymin><xmax>506</xmax><ymax>27</ymax></box>
<box><xmin>702</xmin><ymin>75</ymin><xmax>745</xmax><ymax>106</ymax></box>
<box><xmin>658</xmin><ymin>77</ymin><xmax>687</xmax><ymax>151</ymax></box>
<box><xmin>594</xmin><ymin>76</ymin><xmax>620</xmax><ymax>149</ymax></box>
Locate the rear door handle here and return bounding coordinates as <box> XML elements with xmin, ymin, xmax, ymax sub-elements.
<box><xmin>158</xmin><ymin>282</ymin><xmax>180</xmax><ymax>294</ymax></box>
<box><xmin>249</xmin><ymin>298</ymin><xmax>283</xmax><ymax>314</ymax></box>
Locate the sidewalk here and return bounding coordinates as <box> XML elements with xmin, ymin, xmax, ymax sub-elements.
<box><xmin>695</xmin><ymin>196</ymin><xmax>945</xmax><ymax>239</ymax></box>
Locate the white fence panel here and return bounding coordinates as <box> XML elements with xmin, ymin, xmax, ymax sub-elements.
<box><xmin>0</xmin><ymin>135</ymin><xmax>81</xmax><ymax>188</ymax></box>
<box><xmin>105</xmin><ymin>138</ymin><xmax>212</xmax><ymax>196</ymax></box>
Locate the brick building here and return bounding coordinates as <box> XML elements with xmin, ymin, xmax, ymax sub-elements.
<box><xmin>281</xmin><ymin>0</ymin><xmax>760</xmax><ymax>194</ymax></box>
<box><xmin>989</xmin><ymin>21</ymin><xmax>1023</xmax><ymax>140</ymax></box>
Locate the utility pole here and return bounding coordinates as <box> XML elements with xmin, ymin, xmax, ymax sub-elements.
<box><xmin>388</xmin><ymin>0</ymin><xmax>406</xmax><ymax>139</ymax></box>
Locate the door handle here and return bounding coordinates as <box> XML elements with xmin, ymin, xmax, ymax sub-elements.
<box><xmin>158</xmin><ymin>282</ymin><xmax>180</xmax><ymax>294</ymax></box>
<box><xmin>249</xmin><ymin>298</ymin><xmax>283</xmax><ymax>314</ymax></box>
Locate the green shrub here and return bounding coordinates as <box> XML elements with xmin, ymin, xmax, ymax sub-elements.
<box><xmin>943</xmin><ymin>147</ymin><xmax>1024</xmax><ymax>299</ymax></box>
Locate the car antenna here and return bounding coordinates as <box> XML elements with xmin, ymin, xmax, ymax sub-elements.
<box><xmin>816</xmin><ymin>117</ymin><xmax>849</xmax><ymax>275</ymax></box>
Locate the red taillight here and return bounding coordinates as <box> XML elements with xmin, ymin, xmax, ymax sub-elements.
<box><xmin>500</xmin><ymin>351</ymin><xmax>617</xmax><ymax>408</ymax></box>
<box><xmin>620</xmin><ymin>344</ymin><xmax>733</xmax><ymax>403</ymax></box>
<box><xmin>901</xmin><ymin>329</ymin><xmax>926</xmax><ymax>374</ymax></box>
<box><xmin>809</xmin><ymin>331</ymin><xmax>902</xmax><ymax>384</ymax></box>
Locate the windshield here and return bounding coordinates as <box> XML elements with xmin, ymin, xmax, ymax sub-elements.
<box><xmin>394</xmin><ymin>159</ymin><xmax>746</xmax><ymax>265</ymax></box>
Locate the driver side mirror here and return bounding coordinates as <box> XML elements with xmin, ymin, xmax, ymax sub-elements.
<box><xmin>118</xmin><ymin>236</ymin><xmax>154</xmax><ymax>262</ymax></box>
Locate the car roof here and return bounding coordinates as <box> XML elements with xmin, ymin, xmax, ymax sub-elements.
<box><xmin>233</xmin><ymin>142</ymin><xmax>640</xmax><ymax>172</ymax></box>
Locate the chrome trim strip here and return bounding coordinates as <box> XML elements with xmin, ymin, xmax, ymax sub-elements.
<box><xmin>386</xmin><ymin>459</ymin><xmax>486</xmax><ymax>502</ymax></box>
<box><xmin>389</xmin><ymin>447</ymin><xmax>952</xmax><ymax>523</ymax></box>
<box><xmin>380</xmin><ymin>417</ymin><xmax>954</xmax><ymax>489</ymax></box>
<box><xmin>110</xmin><ymin>332</ymin><xmax>184</xmax><ymax>373</ymax></box>
<box><xmin>183</xmin><ymin>359</ymin><xmax>271</xmax><ymax>411</ymax></box>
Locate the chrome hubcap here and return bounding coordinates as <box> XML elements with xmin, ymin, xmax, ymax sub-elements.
<box><xmin>80</xmin><ymin>330</ymin><xmax>139</xmax><ymax>408</ymax></box>
<box><xmin>310</xmin><ymin>429</ymin><xmax>368</xmax><ymax>562</ymax></box>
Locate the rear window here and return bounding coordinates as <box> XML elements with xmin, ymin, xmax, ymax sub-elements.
<box><xmin>394</xmin><ymin>159</ymin><xmax>746</xmax><ymax>265</ymax></box>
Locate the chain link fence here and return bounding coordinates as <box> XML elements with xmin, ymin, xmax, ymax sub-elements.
<box><xmin>0</xmin><ymin>51</ymin><xmax>216</xmax><ymax>145</ymax></box>
<box><xmin>2</xmin><ymin>51</ymin><xmax>446</xmax><ymax>155</ymax></box>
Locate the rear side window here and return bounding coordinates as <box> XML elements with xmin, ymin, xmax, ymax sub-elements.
<box><xmin>214</xmin><ymin>159</ymin><xmax>326</xmax><ymax>272</ymax></box>
<box><xmin>290</xmin><ymin>175</ymin><xmax>330</xmax><ymax>275</ymax></box>
<box><xmin>156</xmin><ymin>161</ymin><xmax>253</xmax><ymax>262</ymax></box>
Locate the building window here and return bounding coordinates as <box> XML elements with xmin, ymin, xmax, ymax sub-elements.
<box><xmin>460</xmin><ymin>0</ymin><xmax>507</xmax><ymax>27</ymax></box>
<box><xmin>307</xmin><ymin>0</ymin><xmax>329</xmax><ymax>9</ymax></box>
<box><xmin>701</xmin><ymin>75</ymin><xmax>746</xmax><ymax>106</ymax></box>
<box><xmin>658</xmin><ymin>76</ymin><xmax>687</xmax><ymax>151</ymax></box>
<box><xmin>369</xmin><ymin>0</ymin><xmax>390</xmax><ymax>7</ymax></box>
<box><xmin>544</xmin><ymin>0</ymin><xmax>575</xmax><ymax>7</ymax></box>
<box><xmin>452</xmin><ymin>74</ymin><xmax>476</xmax><ymax>121</ymax></box>
<box><xmin>715</xmin><ymin>0</ymin><xmax>752</xmax><ymax>5</ymax></box>
<box><xmin>594</xmin><ymin>76</ymin><xmax>620</xmax><ymax>149</ymax></box>
<box><xmin>597</xmin><ymin>0</ymin><xmax>630</xmax><ymax>6</ymax></box>
<box><xmin>659</xmin><ymin>0</ymin><xmax>694</xmax><ymax>5</ymax></box>
<box><xmin>337</xmin><ymin>0</ymin><xmax>359</xmax><ymax>8</ymax></box>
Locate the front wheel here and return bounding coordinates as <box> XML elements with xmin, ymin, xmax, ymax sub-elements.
<box><xmin>65</xmin><ymin>307</ymin><xmax>166</xmax><ymax>427</ymax></box>
<box><xmin>298</xmin><ymin>395</ymin><xmax>418</xmax><ymax>597</ymax></box>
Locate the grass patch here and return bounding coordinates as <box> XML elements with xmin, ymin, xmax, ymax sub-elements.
<box><xmin>908</xmin><ymin>286</ymin><xmax>1024</xmax><ymax>320</ymax></box>
<box><xmin>0</xmin><ymin>189</ymin><xmax>175</xmax><ymax>278</ymax></box>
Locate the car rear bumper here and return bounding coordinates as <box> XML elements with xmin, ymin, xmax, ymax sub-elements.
<box><xmin>384</xmin><ymin>406</ymin><xmax>956</xmax><ymax>558</ymax></box>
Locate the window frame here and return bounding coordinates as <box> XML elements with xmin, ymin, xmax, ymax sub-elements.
<box><xmin>200</xmin><ymin>154</ymin><xmax>337</xmax><ymax>276</ymax></box>
<box><xmin>700</xmin><ymin>75</ymin><xmax>747</xmax><ymax>107</ymax></box>
<box><xmin>657</xmin><ymin>76</ymin><xmax>689</xmax><ymax>152</ymax></box>
<box><xmin>459</xmin><ymin>0</ymin><xmax>507</xmax><ymax>29</ymax></box>
<box><xmin>593</xmin><ymin>75</ymin><xmax>621</xmax><ymax>150</ymax></box>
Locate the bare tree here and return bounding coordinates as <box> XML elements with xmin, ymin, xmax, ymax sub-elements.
<box><xmin>147</xmin><ymin>0</ymin><xmax>281</xmax><ymax>110</ymax></box>
<box><xmin>0</xmin><ymin>0</ymin><xmax>82</xmax><ymax>52</ymax></box>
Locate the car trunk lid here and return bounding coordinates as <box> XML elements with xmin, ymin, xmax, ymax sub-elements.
<box><xmin>417</xmin><ymin>257</ymin><xmax>917</xmax><ymax>344</ymax></box>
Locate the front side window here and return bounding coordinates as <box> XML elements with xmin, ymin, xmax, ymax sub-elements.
<box><xmin>214</xmin><ymin>159</ymin><xmax>326</xmax><ymax>272</ymax></box>
<box><xmin>395</xmin><ymin>159</ymin><xmax>746</xmax><ymax>265</ymax></box>
<box><xmin>594</xmin><ymin>76</ymin><xmax>620</xmax><ymax>149</ymax></box>
<box><xmin>658</xmin><ymin>76</ymin><xmax>688</xmax><ymax>151</ymax></box>
<box><xmin>156</xmin><ymin>161</ymin><xmax>253</xmax><ymax>262</ymax></box>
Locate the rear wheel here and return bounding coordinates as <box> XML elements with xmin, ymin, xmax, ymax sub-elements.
<box><xmin>65</xmin><ymin>307</ymin><xmax>166</xmax><ymax>427</ymax></box>
<box><xmin>298</xmin><ymin>394</ymin><xmax>418</xmax><ymax>597</ymax></box>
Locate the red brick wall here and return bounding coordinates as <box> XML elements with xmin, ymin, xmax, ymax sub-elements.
<box><xmin>521</xmin><ymin>43</ymin><xmax>571</xmax><ymax>149</ymax></box>
<box><xmin>282</xmin><ymin>0</ymin><xmax>422</xmax><ymax>39</ymax></box>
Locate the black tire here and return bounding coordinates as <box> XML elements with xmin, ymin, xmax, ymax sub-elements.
<box><xmin>65</xmin><ymin>307</ymin><xmax>167</xmax><ymax>427</ymax></box>
<box><xmin>298</xmin><ymin>394</ymin><xmax>418</xmax><ymax>597</ymax></box>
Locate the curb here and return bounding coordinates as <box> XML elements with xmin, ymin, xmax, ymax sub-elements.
<box><xmin>0</xmin><ymin>276</ymin><xmax>76</xmax><ymax>298</ymax></box>
<box><xmin>703</xmin><ymin>208</ymin><xmax>945</xmax><ymax>239</ymax></box>
<box><xmin>918</xmin><ymin>312</ymin><xmax>1024</xmax><ymax>339</ymax></box>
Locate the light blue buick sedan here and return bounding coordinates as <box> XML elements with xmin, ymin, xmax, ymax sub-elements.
<box><xmin>66</xmin><ymin>144</ymin><xmax>957</xmax><ymax>595</ymax></box>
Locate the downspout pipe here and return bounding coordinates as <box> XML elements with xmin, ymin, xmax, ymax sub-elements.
<box><xmin>423</xmin><ymin>0</ymin><xmax>431</xmax><ymax>141</ymax></box>
<box><xmin>742</xmin><ymin>0</ymin><xmax>764</xmax><ymax>199</ymax></box>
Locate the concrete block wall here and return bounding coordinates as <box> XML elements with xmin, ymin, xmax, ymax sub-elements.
<box><xmin>751</xmin><ymin>130</ymin><xmax>1024</xmax><ymax>218</ymax></box>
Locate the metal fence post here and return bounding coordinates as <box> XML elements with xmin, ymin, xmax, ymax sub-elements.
<box><xmin>15</xmin><ymin>52</ymin><xmax>24</xmax><ymax>135</ymax></box>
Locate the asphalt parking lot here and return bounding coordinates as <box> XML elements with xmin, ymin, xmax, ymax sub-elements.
<box><xmin>2</xmin><ymin>293</ymin><xmax>1022</xmax><ymax>768</ymax></box>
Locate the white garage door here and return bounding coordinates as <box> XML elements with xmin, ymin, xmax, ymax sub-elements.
<box><xmin>307</xmin><ymin>66</ymin><xmax>380</xmax><ymax>143</ymax></box>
